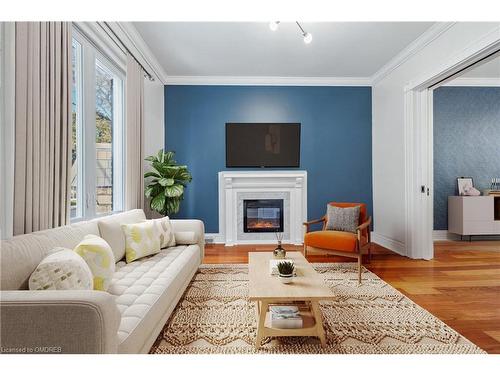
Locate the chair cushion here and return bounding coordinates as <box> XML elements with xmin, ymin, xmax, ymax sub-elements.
<box><xmin>304</xmin><ymin>230</ymin><xmax>363</xmax><ymax>253</ymax></box>
<box><xmin>325</xmin><ymin>205</ymin><xmax>360</xmax><ymax>233</ymax></box>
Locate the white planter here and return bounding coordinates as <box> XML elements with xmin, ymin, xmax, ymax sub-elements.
<box><xmin>278</xmin><ymin>274</ymin><xmax>294</xmax><ymax>284</ymax></box>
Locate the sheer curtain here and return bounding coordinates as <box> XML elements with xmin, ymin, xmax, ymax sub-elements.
<box><xmin>125</xmin><ymin>54</ymin><xmax>145</xmax><ymax>210</ymax></box>
<box><xmin>13</xmin><ymin>22</ymin><xmax>72</xmax><ymax>235</ymax></box>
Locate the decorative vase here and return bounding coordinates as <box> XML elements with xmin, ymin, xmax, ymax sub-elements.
<box><xmin>278</xmin><ymin>273</ymin><xmax>293</xmax><ymax>284</ymax></box>
<box><xmin>273</xmin><ymin>241</ymin><xmax>286</xmax><ymax>259</ymax></box>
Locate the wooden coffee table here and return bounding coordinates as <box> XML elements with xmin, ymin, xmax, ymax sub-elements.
<box><xmin>248</xmin><ymin>251</ymin><xmax>334</xmax><ymax>348</ymax></box>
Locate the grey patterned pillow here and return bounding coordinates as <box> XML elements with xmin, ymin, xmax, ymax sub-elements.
<box><xmin>325</xmin><ymin>205</ymin><xmax>360</xmax><ymax>233</ymax></box>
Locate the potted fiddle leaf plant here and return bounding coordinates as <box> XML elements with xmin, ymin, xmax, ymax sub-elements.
<box><xmin>144</xmin><ymin>150</ymin><xmax>192</xmax><ymax>216</ymax></box>
<box><xmin>277</xmin><ymin>261</ymin><xmax>295</xmax><ymax>284</ymax></box>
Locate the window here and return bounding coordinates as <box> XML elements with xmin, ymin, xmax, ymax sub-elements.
<box><xmin>71</xmin><ymin>39</ymin><xmax>83</xmax><ymax>219</ymax></box>
<box><xmin>71</xmin><ymin>29</ymin><xmax>124</xmax><ymax>221</ymax></box>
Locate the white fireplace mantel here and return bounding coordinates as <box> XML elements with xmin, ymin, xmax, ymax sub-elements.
<box><xmin>217</xmin><ymin>170</ymin><xmax>307</xmax><ymax>245</ymax></box>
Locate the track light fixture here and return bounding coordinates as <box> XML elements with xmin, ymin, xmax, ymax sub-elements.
<box><xmin>268</xmin><ymin>21</ymin><xmax>313</xmax><ymax>44</ymax></box>
<box><xmin>269</xmin><ymin>21</ymin><xmax>280</xmax><ymax>31</ymax></box>
<box><xmin>296</xmin><ymin>22</ymin><xmax>312</xmax><ymax>44</ymax></box>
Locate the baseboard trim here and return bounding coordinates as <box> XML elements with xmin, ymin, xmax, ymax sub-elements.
<box><xmin>371</xmin><ymin>232</ymin><xmax>406</xmax><ymax>256</ymax></box>
<box><xmin>433</xmin><ymin>230</ymin><xmax>460</xmax><ymax>241</ymax></box>
<box><xmin>205</xmin><ymin>233</ymin><xmax>225</xmax><ymax>244</ymax></box>
<box><xmin>433</xmin><ymin>230</ymin><xmax>500</xmax><ymax>241</ymax></box>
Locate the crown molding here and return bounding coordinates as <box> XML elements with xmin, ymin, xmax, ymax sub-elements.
<box><xmin>371</xmin><ymin>22</ymin><xmax>456</xmax><ymax>86</ymax></box>
<box><xmin>165</xmin><ymin>76</ymin><xmax>372</xmax><ymax>86</ymax></box>
<box><xmin>110</xmin><ymin>22</ymin><xmax>168</xmax><ymax>84</ymax></box>
<box><xmin>442</xmin><ymin>77</ymin><xmax>500</xmax><ymax>87</ymax></box>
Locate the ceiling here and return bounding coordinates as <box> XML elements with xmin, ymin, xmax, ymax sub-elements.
<box><xmin>132</xmin><ymin>22</ymin><xmax>434</xmax><ymax>78</ymax></box>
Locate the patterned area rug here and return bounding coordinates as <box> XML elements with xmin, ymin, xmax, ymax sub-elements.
<box><xmin>151</xmin><ymin>263</ymin><xmax>484</xmax><ymax>354</ymax></box>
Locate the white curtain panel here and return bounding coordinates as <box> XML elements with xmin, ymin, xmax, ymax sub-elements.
<box><xmin>13</xmin><ymin>22</ymin><xmax>72</xmax><ymax>235</ymax></box>
<box><xmin>125</xmin><ymin>55</ymin><xmax>145</xmax><ymax>210</ymax></box>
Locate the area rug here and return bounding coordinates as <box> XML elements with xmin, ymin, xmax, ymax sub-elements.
<box><xmin>151</xmin><ymin>263</ymin><xmax>485</xmax><ymax>354</ymax></box>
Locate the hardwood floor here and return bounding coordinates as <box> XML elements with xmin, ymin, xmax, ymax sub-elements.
<box><xmin>203</xmin><ymin>240</ymin><xmax>500</xmax><ymax>353</ymax></box>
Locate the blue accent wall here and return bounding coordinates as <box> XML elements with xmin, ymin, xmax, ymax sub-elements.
<box><xmin>165</xmin><ymin>85</ymin><xmax>372</xmax><ymax>233</ymax></box>
<box><xmin>433</xmin><ymin>86</ymin><xmax>500</xmax><ymax>230</ymax></box>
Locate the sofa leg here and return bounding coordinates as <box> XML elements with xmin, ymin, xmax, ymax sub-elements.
<box><xmin>358</xmin><ymin>255</ymin><xmax>362</xmax><ymax>284</ymax></box>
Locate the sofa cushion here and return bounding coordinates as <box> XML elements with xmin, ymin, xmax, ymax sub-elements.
<box><xmin>74</xmin><ymin>235</ymin><xmax>115</xmax><ymax>291</ymax></box>
<box><xmin>122</xmin><ymin>221</ymin><xmax>161</xmax><ymax>263</ymax></box>
<box><xmin>1</xmin><ymin>221</ymin><xmax>100</xmax><ymax>290</ymax></box>
<box><xmin>174</xmin><ymin>231</ymin><xmax>199</xmax><ymax>245</ymax></box>
<box><xmin>29</xmin><ymin>248</ymin><xmax>94</xmax><ymax>291</ymax></box>
<box><xmin>97</xmin><ymin>209</ymin><xmax>146</xmax><ymax>262</ymax></box>
<box><xmin>304</xmin><ymin>230</ymin><xmax>366</xmax><ymax>253</ymax></box>
<box><xmin>108</xmin><ymin>245</ymin><xmax>201</xmax><ymax>353</ymax></box>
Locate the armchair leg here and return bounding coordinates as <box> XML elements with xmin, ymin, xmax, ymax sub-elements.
<box><xmin>303</xmin><ymin>244</ymin><xmax>307</xmax><ymax>258</ymax></box>
<box><xmin>357</xmin><ymin>255</ymin><xmax>362</xmax><ymax>284</ymax></box>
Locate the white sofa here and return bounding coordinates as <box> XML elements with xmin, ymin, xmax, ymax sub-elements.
<box><xmin>0</xmin><ymin>209</ymin><xmax>204</xmax><ymax>354</ymax></box>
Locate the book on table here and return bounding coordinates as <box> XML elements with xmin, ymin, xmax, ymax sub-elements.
<box><xmin>269</xmin><ymin>305</ymin><xmax>303</xmax><ymax>329</ymax></box>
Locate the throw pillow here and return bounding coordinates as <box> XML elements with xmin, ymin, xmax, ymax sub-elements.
<box><xmin>97</xmin><ymin>209</ymin><xmax>147</xmax><ymax>262</ymax></box>
<box><xmin>153</xmin><ymin>216</ymin><xmax>176</xmax><ymax>248</ymax></box>
<box><xmin>174</xmin><ymin>231</ymin><xmax>199</xmax><ymax>245</ymax></box>
<box><xmin>29</xmin><ymin>248</ymin><xmax>93</xmax><ymax>291</ymax></box>
<box><xmin>74</xmin><ymin>234</ymin><xmax>115</xmax><ymax>291</ymax></box>
<box><xmin>122</xmin><ymin>220</ymin><xmax>161</xmax><ymax>263</ymax></box>
<box><xmin>325</xmin><ymin>205</ymin><xmax>360</xmax><ymax>233</ymax></box>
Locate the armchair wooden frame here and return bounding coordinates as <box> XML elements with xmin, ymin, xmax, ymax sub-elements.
<box><xmin>303</xmin><ymin>216</ymin><xmax>372</xmax><ymax>283</ymax></box>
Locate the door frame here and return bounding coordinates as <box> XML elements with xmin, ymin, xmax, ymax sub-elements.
<box><xmin>404</xmin><ymin>25</ymin><xmax>500</xmax><ymax>259</ymax></box>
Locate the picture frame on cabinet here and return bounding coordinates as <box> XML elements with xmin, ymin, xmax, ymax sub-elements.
<box><xmin>457</xmin><ymin>177</ymin><xmax>474</xmax><ymax>196</ymax></box>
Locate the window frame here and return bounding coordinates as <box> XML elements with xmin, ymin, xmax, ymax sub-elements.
<box><xmin>71</xmin><ymin>27</ymin><xmax>126</xmax><ymax>223</ymax></box>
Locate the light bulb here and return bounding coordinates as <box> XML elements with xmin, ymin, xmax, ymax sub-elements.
<box><xmin>303</xmin><ymin>32</ymin><xmax>312</xmax><ymax>44</ymax></box>
<box><xmin>269</xmin><ymin>21</ymin><xmax>280</xmax><ymax>31</ymax></box>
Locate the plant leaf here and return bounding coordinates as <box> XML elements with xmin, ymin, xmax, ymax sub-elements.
<box><xmin>158</xmin><ymin>177</ymin><xmax>175</xmax><ymax>187</ymax></box>
<box><xmin>144</xmin><ymin>171</ymin><xmax>161</xmax><ymax>179</ymax></box>
<box><xmin>150</xmin><ymin>193</ymin><xmax>166</xmax><ymax>214</ymax></box>
<box><xmin>164</xmin><ymin>184</ymin><xmax>184</xmax><ymax>197</ymax></box>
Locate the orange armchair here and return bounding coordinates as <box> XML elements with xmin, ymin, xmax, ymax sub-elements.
<box><xmin>303</xmin><ymin>202</ymin><xmax>372</xmax><ymax>283</ymax></box>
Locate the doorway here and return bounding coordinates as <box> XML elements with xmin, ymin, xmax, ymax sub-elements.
<box><xmin>404</xmin><ymin>37</ymin><xmax>500</xmax><ymax>260</ymax></box>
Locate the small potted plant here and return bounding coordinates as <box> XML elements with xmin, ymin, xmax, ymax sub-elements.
<box><xmin>277</xmin><ymin>261</ymin><xmax>295</xmax><ymax>284</ymax></box>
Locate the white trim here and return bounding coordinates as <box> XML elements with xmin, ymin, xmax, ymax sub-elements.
<box><xmin>442</xmin><ymin>77</ymin><xmax>500</xmax><ymax>87</ymax></box>
<box><xmin>165</xmin><ymin>75</ymin><xmax>372</xmax><ymax>86</ymax></box>
<box><xmin>433</xmin><ymin>230</ymin><xmax>461</xmax><ymax>241</ymax></box>
<box><xmin>74</xmin><ymin>22</ymin><xmax>126</xmax><ymax>70</ymax></box>
<box><xmin>109</xmin><ymin>22</ymin><xmax>168</xmax><ymax>84</ymax></box>
<box><xmin>403</xmin><ymin>25</ymin><xmax>500</xmax><ymax>260</ymax></box>
<box><xmin>204</xmin><ymin>233</ymin><xmax>225</xmax><ymax>244</ymax></box>
<box><xmin>407</xmin><ymin>25</ymin><xmax>500</xmax><ymax>90</ymax></box>
<box><xmin>371</xmin><ymin>23</ymin><xmax>456</xmax><ymax>86</ymax></box>
<box><xmin>371</xmin><ymin>232</ymin><xmax>406</xmax><ymax>257</ymax></box>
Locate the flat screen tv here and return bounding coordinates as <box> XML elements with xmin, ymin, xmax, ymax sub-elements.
<box><xmin>226</xmin><ymin>123</ymin><xmax>301</xmax><ymax>168</ymax></box>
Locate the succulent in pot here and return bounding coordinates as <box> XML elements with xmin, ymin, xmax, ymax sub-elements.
<box><xmin>277</xmin><ymin>261</ymin><xmax>295</xmax><ymax>284</ymax></box>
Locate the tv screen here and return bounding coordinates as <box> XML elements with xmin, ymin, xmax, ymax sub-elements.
<box><xmin>226</xmin><ymin>123</ymin><xmax>301</xmax><ymax>168</ymax></box>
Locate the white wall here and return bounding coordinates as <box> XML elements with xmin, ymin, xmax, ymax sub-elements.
<box><xmin>372</xmin><ymin>22</ymin><xmax>500</xmax><ymax>254</ymax></box>
<box><xmin>142</xmin><ymin>78</ymin><xmax>165</xmax><ymax>218</ymax></box>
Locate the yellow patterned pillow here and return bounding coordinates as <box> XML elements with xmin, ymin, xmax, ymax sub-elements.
<box><xmin>74</xmin><ymin>234</ymin><xmax>115</xmax><ymax>291</ymax></box>
<box><xmin>122</xmin><ymin>220</ymin><xmax>161</xmax><ymax>263</ymax></box>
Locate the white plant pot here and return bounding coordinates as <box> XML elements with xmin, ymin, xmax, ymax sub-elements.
<box><xmin>279</xmin><ymin>274</ymin><xmax>293</xmax><ymax>284</ymax></box>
